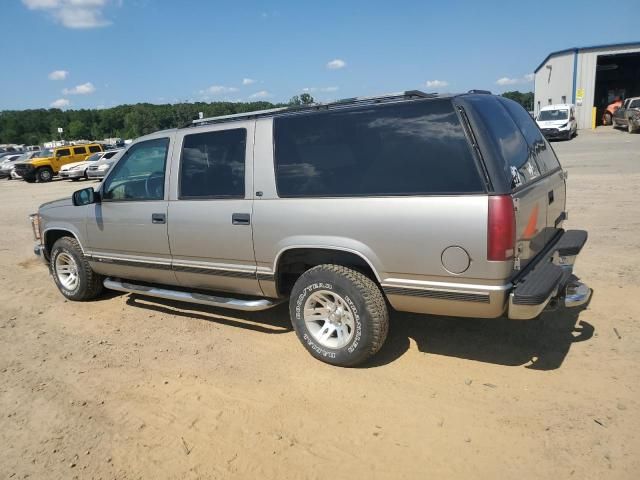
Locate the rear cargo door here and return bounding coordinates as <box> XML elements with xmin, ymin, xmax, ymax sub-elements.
<box><xmin>500</xmin><ymin>98</ymin><xmax>566</xmax><ymax>246</ymax></box>
<box><xmin>469</xmin><ymin>96</ymin><xmax>549</xmax><ymax>271</ymax></box>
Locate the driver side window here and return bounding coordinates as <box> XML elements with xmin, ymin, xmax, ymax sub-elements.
<box><xmin>103</xmin><ymin>138</ymin><xmax>169</xmax><ymax>201</ymax></box>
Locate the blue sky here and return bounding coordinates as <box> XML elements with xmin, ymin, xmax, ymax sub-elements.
<box><xmin>0</xmin><ymin>0</ymin><xmax>637</xmax><ymax>110</ymax></box>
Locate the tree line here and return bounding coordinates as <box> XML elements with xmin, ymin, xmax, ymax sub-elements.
<box><xmin>0</xmin><ymin>91</ymin><xmax>533</xmax><ymax>145</ymax></box>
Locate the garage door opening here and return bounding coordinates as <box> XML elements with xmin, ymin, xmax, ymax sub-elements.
<box><xmin>594</xmin><ymin>51</ymin><xmax>640</xmax><ymax>126</ymax></box>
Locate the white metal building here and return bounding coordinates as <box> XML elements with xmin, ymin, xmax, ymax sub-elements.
<box><xmin>533</xmin><ymin>42</ymin><xmax>640</xmax><ymax>129</ymax></box>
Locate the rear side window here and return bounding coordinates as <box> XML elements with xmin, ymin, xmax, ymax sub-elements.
<box><xmin>89</xmin><ymin>145</ymin><xmax>102</xmax><ymax>153</ymax></box>
<box><xmin>499</xmin><ymin>98</ymin><xmax>560</xmax><ymax>174</ymax></box>
<box><xmin>73</xmin><ymin>146</ymin><xmax>87</xmax><ymax>155</ymax></box>
<box><xmin>179</xmin><ymin>128</ymin><xmax>246</xmax><ymax>199</ymax></box>
<box><xmin>274</xmin><ymin>99</ymin><xmax>483</xmax><ymax>197</ymax></box>
<box><xmin>466</xmin><ymin>96</ymin><xmax>540</xmax><ymax>190</ymax></box>
<box><xmin>56</xmin><ymin>148</ymin><xmax>70</xmax><ymax>157</ymax></box>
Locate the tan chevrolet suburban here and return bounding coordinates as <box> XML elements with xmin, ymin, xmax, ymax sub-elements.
<box><xmin>29</xmin><ymin>91</ymin><xmax>591</xmax><ymax>366</ymax></box>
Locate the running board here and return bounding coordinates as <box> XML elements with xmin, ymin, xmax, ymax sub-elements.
<box><xmin>103</xmin><ymin>278</ymin><xmax>280</xmax><ymax>311</ymax></box>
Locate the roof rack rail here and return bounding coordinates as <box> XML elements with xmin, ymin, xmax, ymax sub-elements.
<box><xmin>468</xmin><ymin>89</ymin><xmax>492</xmax><ymax>94</ymax></box>
<box><xmin>188</xmin><ymin>90</ymin><xmax>438</xmax><ymax>127</ymax></box>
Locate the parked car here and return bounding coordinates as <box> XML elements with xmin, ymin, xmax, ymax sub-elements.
<box><xmin>13</xmin><ymin>143</ymin><xmax>104</xmax><ymax>183</ymax></box>
<box><xmin>536</xmin><ymin>104</ymin><xmax>577</xmax><ymax>140</ymax></box>
<box><xmin>0</xmin><ymin>154</ymin><xmax>23</xmax><ymax>178</ymax></box>
<box><xmin>30</xmin><ymin>91</ymin><xmax>590</xmax><ymax>367</ymax></box>
<box><xmin>86</xmin><ymin>150</ymin><xmax>124</xmax><ymax>179</ymax></box>
<box><xmin>611</xmin><ymin>97</ymin><xmax>640</xmax><ymax>133</ymax></box>
<box><xmin>602</xmin><ymin>97</ymin><xmax>623</xmax><ymax>126</ymax></box>
<box><xmin>59</xmin><ymin>149</ymin><xmax>124</xmax><ymax>181</ymax></box>
<box><xmin>0</xmin><ymin>152</ymin><xmax>39</xmax><ymax>179</ymax></box>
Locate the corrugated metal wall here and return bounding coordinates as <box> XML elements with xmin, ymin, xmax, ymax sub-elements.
<box><xmin>534</xmin><ymin>52</ymin><xmax>574</xmax><ymax>116</ymax></box>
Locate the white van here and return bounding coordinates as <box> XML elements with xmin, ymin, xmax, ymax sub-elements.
<box><xmin>536</xmin><ymin>104</ymin><xmax>577</xmax><ymax>140</ymax></box>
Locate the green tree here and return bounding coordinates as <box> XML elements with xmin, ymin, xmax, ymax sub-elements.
<box><xmin>502</xmin><ymin>91</ymin><xmax>534</xmax><ymax>111</ymax></box>
<box><xmin>288</xmin><ymin>93</ymin><xmax>315</xmax><ymax>106</ymax></box>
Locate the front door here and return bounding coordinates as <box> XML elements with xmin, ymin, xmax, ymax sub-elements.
<box><xmin>85</xmin><ymin>136</ymin><xmax>177</xmax><ymax>285</ymax></box>
<box><xmin>167</xmin><ymin>122</ymin><xmax>261</xmax><ymax>296</ymax></box>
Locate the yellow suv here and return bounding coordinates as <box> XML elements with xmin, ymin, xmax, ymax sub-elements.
<box><xmin>14</xmin><ymin>143</ymin><xmax>104</xmax><ymax>183</ymax></box>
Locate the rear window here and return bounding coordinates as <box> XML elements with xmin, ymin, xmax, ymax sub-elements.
<box><xmin>273</xmin><ymin>99</ymin><xmax>483</xmax><ymax>197</ymax></box>
<box><xmin>465</xmin><ymin>96</ymin><xmax>540</xmax><ymax>190</ymax></box>
<box><xmin>499</xmin><ymin>98</ymin><xmax>560</xmax><ymax>174</ymax></box>
<box><xmin>88</xmin><ymin>145</ymin><xmax>102</xmax><ymax>153</ymax></box>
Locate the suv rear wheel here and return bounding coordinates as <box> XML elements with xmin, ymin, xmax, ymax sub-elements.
<box><xmin>50</xmin><ymin>236</ymin><xmax>103</xmax><ymax>301</ymax></box>
<box><xmin>36</xmin><ymin>167</ymin><xmax>53</xmax><ymax>183</ymax></box>
<box><xmin>289</xmin><ymin>264</ymin><xmax>389</xmax><ymax>367</ymax></box>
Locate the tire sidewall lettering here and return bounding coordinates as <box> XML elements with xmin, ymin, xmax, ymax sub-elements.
<box><xmin>294</xmin><ymin>280</ymin><xmax>362</xmax><ymax>358</ymax></box>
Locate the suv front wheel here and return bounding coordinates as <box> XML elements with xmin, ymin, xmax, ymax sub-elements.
<box><xmin>289</xmin><ymin>264</ymin><xmax>389</xmax><ymax>367</ymax></box>
<box><xmin>50</xmin><ymin>236</ymin><xmax>103</xmax><ymax>301</ymax></box>
<box><xmin>36</xmin><ymin>167</ymin><xmax>54</xmax><ymax>183</ymax></box>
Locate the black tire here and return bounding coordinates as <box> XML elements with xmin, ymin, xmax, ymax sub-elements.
<box><xmin>36</xmin><ymin>167</ymin><xmax>54</xmax><ymax>183</ymax></box>
<box><xmin>71</xmin><ymin>178</ymin><xmax>80</xmax><ymax>182</ymax></box>
<box><xmin>628</xmin><ymin>123</ymin><xmax>635</xmax><ymax>134</ymax></box>
<box><xmin>603</xmin><ymin>112</ymin><xmax>612</xmax><ymax>126</ymax></box>
<box><xmin>50</xmin><ymin>236</ymin><xmax>103</xmax><ymax>301</ymax></box>
<box><xmin>289</xmin><ymin>264</ymin><xmax>389</xmax><ymax>367</ymax></box>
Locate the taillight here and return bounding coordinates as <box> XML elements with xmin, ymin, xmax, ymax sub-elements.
<box><xmin>487</xmin><ymin>195</ymin><xmax>515</xmax><ymax>261</ymax></box>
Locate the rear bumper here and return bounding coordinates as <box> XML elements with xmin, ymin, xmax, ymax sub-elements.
<box><xmin>507</xmin><ymin>230</ymin><xmax>590</xmax><ymax>319</ymax></box>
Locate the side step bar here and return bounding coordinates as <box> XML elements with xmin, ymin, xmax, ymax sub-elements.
<box><xmin>103</xmin><ymin>278</ymin><xmax>280</xmax><ymax>312</ymax></box>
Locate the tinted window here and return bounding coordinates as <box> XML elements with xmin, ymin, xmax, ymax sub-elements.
<box><xmin>274</xmin><ymin>99</ymin><xmax>482</xmax><ymax>197</ymax></box>
<box><xmin>630</xmin><ymin>99</ymin><xmax>640</xmax><ymax>109</ymax></box>
<box><xmin>179</xmin><ymin>128</ymin><xmax>246</xmax><ymax>198</ymax></box>
<box><xmin>88</xmin><ymin>145</ymin><xmax>102</xmax><ymax>153</ymax></box>
<box><xmin>104</xmin><ymin>151</ymin><xmax>119</xmax><ymax>159</ymax></box>
<box><xmin>56</xmin><ymin>148</ymin><xmax>70</xmax><ymax>157</ymax></box>
<box><xmin>73</xmin><ymin>146</ymin><xmax>87</xmax><ymax>155</ymax></box>
<box><xmin>103</xmin><ymin>138</ymin><xmax>169</xmax><ymax>201</ymax></box>
<box><xmin>500</xmin><ymin>98</ymin><xmax>560</xmax><ymax>174</ymax></box>
<box><xmin>466</xmin><ymin>96</ymin><xmax>540</xmax><ymax>190</ymax></box>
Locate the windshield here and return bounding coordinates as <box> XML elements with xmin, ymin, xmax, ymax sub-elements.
<box><xmin>37</xmin><ymin>148</ymin><xmax>54</xmax><ymax>157</ymax></box>
<box><xmin>538</xmin><ymin>109</ymin><xmax>569</xmax><ymax>121</ymax></box>
<box><xmin>16</xmin><ymin>153</ymin><xmax>32</xmax><ymax>161</ymax></box>
<box><xmin>630</xmin><ymin>99</ymin><xmax>640</xmax><ymax>109</ymax></box>
<box><xmin>86</xmin><ymin>153</ymin><xmax>102</xmax><ymax>162</ymax></box>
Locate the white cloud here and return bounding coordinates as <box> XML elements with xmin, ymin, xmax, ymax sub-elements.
<box><xmin>63</xmin><ymin>82</ymin><xmax>96</xmax><ymax>95</ymax></box>
<box><xmin>48</xmin><ymin>69</ymin><xmax>69</xmax><ymax>80</ymax></box>
<box><xmin>496</xmin><ymin>74</ymin><xmax>534</xmax><ymax>86</ymax></box>
<box><xmin>200</xmin><ymin>85</ymin><xmax>239</xmax><ymax>95</ymax></box>
<box><xmin>50</xmin><ymin>98</ymin><xmax>70</xmax><ymax>108</ymax></box>
<box><xmin>249</xmin><ymin>90</ymin><xmax>272</xmax><ymax>99</ymax></box>
<box><xmin>425</xmin><ymin>80</ymin><xmax>448</xmax><ymax>89</ymax></box>
<box><xmin>326</xmin><ymin>59</ymin><xmax>346</xmax><ymax>70</ymax></box>
<box><xmin>242</xmin><ymin>78</ymin><xmax>256</xmax><ymax>85</ymax></box>
<box><xmin>302</xmin><ymin>86</ymin><xmax>339</xmax><ymax>93</ymax></box>
<box><xmin>21</xmin><ymin>0</ymin><xmax>115</xmax><ymax>29</ymax></box>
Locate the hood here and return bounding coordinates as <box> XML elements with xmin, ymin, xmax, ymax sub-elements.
<box><xmin>60</xmin><ymin>161</ymin><xmax>88</xmax><ymax>171</ymax></box>
<box><xmin>536</xmin><ymin>119</ymin><xmax>569</xmax><ymax>128</ymax></box>
<box><xmin>39</xmin><ymin>197</ymin><xmax>74</xmax><ymax>210</ymax></box>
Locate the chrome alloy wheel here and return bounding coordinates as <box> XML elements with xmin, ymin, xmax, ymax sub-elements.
<box><xmin>55</xmin><ymin>252</ymin><xmax>79</xmax><ymax>291</ymax></box>
<box><xmin>303</xmin><ymin>290</ymin><xmax>355</xmax><ymax>349</ymax></box>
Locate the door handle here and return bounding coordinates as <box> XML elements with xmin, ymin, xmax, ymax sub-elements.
<box><xmin>232</xmin><ymin>213</ymin><xmax>250</xmax><ymax>225</ymax></box>
<box><xmin>548</xmin><ymin>190</ymin><xmax>554</xmax><ymax>204</ymax></box>
<box><xmin>152</xmin><ymin>213</ymin><xmax>166</xmax><ymax>224</ymax></box>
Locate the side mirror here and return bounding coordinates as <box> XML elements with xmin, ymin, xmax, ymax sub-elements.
<box><xmin>72</xmin><ymin>187</ymin><xmax>99</xmax><ymax>206</ymax></box>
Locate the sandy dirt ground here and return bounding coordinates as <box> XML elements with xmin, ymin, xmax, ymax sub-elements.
<box><xmin>1</xmin><ymin>128</ymin><xmax>639</xmax><ymax>479</ymax></box>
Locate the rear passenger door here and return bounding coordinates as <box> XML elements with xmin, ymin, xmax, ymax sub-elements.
<box><xmin>167</xmin><ymin>122</ymin><xmax>261</xmax><ymax>296</ymax></box>
<box><xmin>72</xmin><ymin>146</ymin><xmax>88</xmax><ymax>162</ymax></box>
